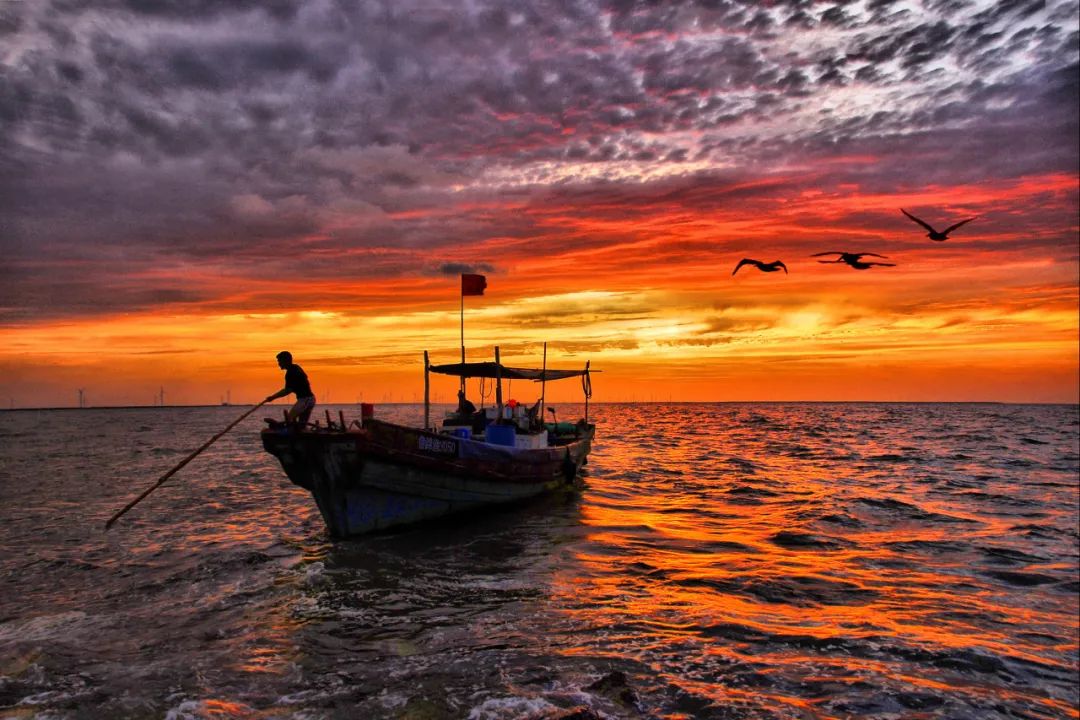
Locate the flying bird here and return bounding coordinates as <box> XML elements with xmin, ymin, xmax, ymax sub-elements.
<box><xmin>811</xmin><ymin>252</ymin><xmax>896</xmax><ymax>270</ymax></box>
<box><xmin>901</xmin><ymin>208</ymin><xmax>976</xmax><ymax>241</ymax></box>
<box><xmin>732</xmin><ymin>258</ymin><xmax>788</xmax><ymax>276</ymax></box>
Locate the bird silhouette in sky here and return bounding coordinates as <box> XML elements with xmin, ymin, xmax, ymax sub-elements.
<box><xmin>732</xmin><ymin>258</ymin><xmax>788</xmax><ymax>276</ymax></box>
<box><xmin>811</xmin><ymin>252</ymin><xmax>896</xmax><ymax>270</ymax></box>
<box><xmin>901</xmin><ymin>208</ymin><xmax>976</xmax><ymax>241</ymax></box>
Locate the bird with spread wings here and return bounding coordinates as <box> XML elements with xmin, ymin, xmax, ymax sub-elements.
<box><xmin>811</xmin><ymin>252</ymin><xmax>896</xmax><ymax>270</ymax></box>
<box><xmin>901</xmin><ymin>208</ymin><xmax>976</xmax><ymax>241</ymax></box>
<box><xmin>732</xmin><ymin>258</ymin><xmax>788</xmax><ymax>276</ymax></box>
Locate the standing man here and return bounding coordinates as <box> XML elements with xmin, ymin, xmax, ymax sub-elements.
<box><xmin>266</xmin><ymin>351</ymin><xmax>315</xmax><ymax>426</ymax></box>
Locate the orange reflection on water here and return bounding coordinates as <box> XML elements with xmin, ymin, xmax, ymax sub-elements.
<box><xmin>234</xmin><ymin>644</ymin><xmax>294</xmax><ymax>675</ymax></box>
<box><xmin>546</xmin><ymin>403</ymin><xmax>1079</xmax><ymax>714</ymax></box>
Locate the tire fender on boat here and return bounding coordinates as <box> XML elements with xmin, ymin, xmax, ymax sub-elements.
<box><xmin>562</xmin><ymin>449</ymin><xmax>577</xmax><ymax>482</ymax></box>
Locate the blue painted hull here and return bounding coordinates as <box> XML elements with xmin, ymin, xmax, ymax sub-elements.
<box><xmin>262</xmin><ymin>419</ymin><xmax>593</xmax><ymax>536</ymax></box>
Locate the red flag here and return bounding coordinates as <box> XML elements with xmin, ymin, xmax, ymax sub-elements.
<box><xmin>461</xmin><ymin>273</ymin><xmax>487</xmax><ymax>296</ymax></box>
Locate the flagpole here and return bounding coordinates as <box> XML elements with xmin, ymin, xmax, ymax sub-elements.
<box><xmin>460</xmin><ymin>288</ymin><xmax>465</xmax><ymax>393</ymax></box>
<box><xmin>459</xmin><ymin>273</ymin><xmax>486</xmax><ymax>396</ymax></box>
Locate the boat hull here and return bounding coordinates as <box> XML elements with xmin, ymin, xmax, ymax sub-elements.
<box><xmin>261</xmin><ymin>419</ymin><xmax>592</xmax><ymax>536</ymax></box>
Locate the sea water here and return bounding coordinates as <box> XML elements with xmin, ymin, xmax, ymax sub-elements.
<box><xmin>0</xmin><ymin>403</ymin><xmax>1076</xmax><ymax>719</ymax></box>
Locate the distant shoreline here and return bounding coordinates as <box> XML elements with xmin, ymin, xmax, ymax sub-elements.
<box><xmin>2</xmin><ymin>400</ymin><xmax>1077</xmax><ymax>411</ymax></box>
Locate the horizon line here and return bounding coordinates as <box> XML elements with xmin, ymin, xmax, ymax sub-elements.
<box><xmin>3</xmin><ymin>400</ymin><xmax>1078</xmax><ymax>412</ymax></box>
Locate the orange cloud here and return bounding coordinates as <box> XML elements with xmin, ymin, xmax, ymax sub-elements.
<box><xmin>1</xmin><ymin>172</ymin><xmax>1076</xmax><ymax>407</ymax></box>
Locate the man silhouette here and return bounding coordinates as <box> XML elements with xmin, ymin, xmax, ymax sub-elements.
<box><xmin>266</xmin><ymin>351</ymin><xmax>316</xmax><ymax>426</ymax></box>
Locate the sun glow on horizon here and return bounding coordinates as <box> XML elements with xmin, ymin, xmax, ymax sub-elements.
<box><xmin>3</xmin><ymin>255</ymin><xmax>1075</xmax><ymax>408</ymax></box>
<box><xmin>0</xmin><ymin>164</ymin><xmax>1076</xmax><ymax>408</ymax></box>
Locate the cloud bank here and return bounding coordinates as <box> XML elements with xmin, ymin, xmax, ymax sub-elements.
<box><xmin>1</xmin><ymin>0</ymin><xmax>1076</xmax><ymax>324</ymax></box>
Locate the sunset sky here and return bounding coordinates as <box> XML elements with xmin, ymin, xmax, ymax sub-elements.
<box><xmin>1</xmin><ymin>0</ymin><xmax>1077</xmax><ymax>407</ymax></box>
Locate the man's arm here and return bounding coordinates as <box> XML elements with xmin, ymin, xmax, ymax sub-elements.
<box><xmin>265</xmin><ymin>387</ymin><xmax>290</xmax><ymax>402</ymax></box>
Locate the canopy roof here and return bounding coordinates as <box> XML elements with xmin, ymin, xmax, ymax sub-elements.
<box><xmin>429</xmin><ymin>361</ymin><xmax>592</xmax><ymax>382</ymax></box>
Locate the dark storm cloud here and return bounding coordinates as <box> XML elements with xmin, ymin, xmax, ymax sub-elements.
<box><xmin>436</xmin><ymin>263</ymin><xmax>497</xmax><ymax>277</ymax></box>
<box><xmin>164</xmin><ymin>38</ymin><xmax>342</xmax><ymax>90</ymax></box>
<box><xmin>49</xmin><ymin>0</ymin><xmax>300</xmax><ymax>21</ymax></box>
<box><xmin>122</xmin><ymin>0</ymin><xmax>300</xmax><ymax>21</ymax></box>
<box><xmin>540</xmin><ymin>171</ymin><xmax>799</xmax><ymax>219</ymax></box>
<box><xmin>1</xmin><ymin>0</ymin><xmax>1077</xmax><ymax>322</ymax></box>
<box><xmin>0</xmin><ymin>270</ymin><xmax>217</xmax><ymax>323</ymax></box>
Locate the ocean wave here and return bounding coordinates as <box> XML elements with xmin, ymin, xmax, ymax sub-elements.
<box><xmin>1</xmin><ymin>402</ymin><xmax>1076</xmax><ymax>720</ymax></box>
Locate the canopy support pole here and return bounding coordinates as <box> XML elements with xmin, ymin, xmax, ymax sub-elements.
<box><xmin>539</xmin><ymin>342</ymin><xmax>547</xmax><ymax>428</ymax></box>
<box><xmin>424</xmin><ymin>350</ymin><xmax>431</xmax><ymax>431</ymax></box>
<box><xmin>584</xmin><ymin>360</ymin><xmax>591</xmax><ymax>423</ymax></box>
<box><xmin>495</xmin><ymin>346</ymin><xmax>503</xmax><ymax>422</ymax></box>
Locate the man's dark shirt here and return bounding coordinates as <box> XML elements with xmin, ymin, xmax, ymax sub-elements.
<box><xmin>285</xmin><ymin>364</ymin><xmax>314</xmax><ymax>399</ymax></box>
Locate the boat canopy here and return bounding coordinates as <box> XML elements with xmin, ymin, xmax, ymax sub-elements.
<box><xmin>429</xmin><ymin>361</ymin><xmax>590</xmax><ymax>382</ymax></box>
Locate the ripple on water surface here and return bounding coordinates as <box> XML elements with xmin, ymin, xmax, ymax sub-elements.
<box><xmin>0</xmin><ymin>402</ymin><xmax>1077</xmax><ymax>719</ymax></box>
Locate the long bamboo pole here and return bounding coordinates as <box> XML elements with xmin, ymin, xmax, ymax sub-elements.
<box><xmin>104</xmin><ymin>400</ymin><xmax>267</xmax><ymax>529</ymax></box>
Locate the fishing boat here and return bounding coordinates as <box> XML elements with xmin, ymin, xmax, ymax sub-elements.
<box><xmin>261</xmin><ymin>346</ymin><xmax>596</xmax><ymax>537</ymax></box>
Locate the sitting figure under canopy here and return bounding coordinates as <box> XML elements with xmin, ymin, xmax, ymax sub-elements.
<box><xmin>445</xmin><ymin>389</ymin><xmax>489</xmax><ymax>433</ymax></box>
<box><xmin>456</xmin><ymin>389</ymin><xmax>476</xmax><ymax>417</ymax></box>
